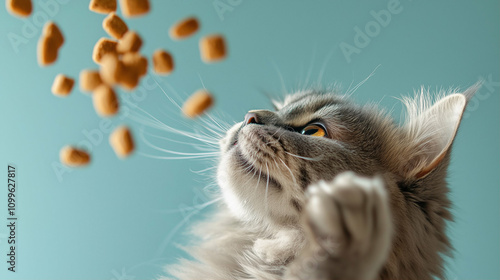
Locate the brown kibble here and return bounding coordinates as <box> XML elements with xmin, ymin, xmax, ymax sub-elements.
<box><xmin>182</xmin><ymin>90</ymin><xmax>214</xmax><ymax>118</ymax></box>
<box><xmin>92</xmin><ymin>85</ymin><xmax>119</xmax><ymax>116</ymax></box>
<box><xmin>119</xmin><ymin>0</ymin><xmax>150</xmax><ymax>17</ymax></box>
<box><xmin>92</xmin><ymin>38</ymin><xmax>118</xmax><ymax>64</ymax></box>
<box><xmin>37</xmin><ymin>22</ymin><xmax>64</xmax><ymax>66</ymax></box>
<box><xmin>116</xmin><ymin>31</ymin><xmax>142</xmax><ymax>53</ymax></box>
<box><xmin>89</xmin><ymin>0</ymin><xmax>117</xmax><ymax>14</ymax></box>
<box><xmin>60</xmin><ymin>146</ymin><xmax>90</xmax><ymax>167</ymax></box>
<box><xmin>169</xmin><ymin>17</ymin><xmax>199</xmax><ymax>40</ymax></box>
<box><xmin>122</xmin><ymin>53</ymin><xmax>148</xmax><ymax>77</ymax></box>
<box><xmin>42</xmin><ymin>21</ymin><xmax>64</xmax><ymax>47</ymax></box>
<box><xmin>79</xmin><ymin>70</ymin><xmax>103</xmax><ymax>92</ymax></box>
<box><xmin>51</xmin><ymin>74</ymin><xmax>74</xmax><ymax>96</ymax></box>
<box><xmin>103</xmin><ymin>12</ymin><xmax>128</xmax><ymax>39</ymax></box>
<box><xmin>118</xmin><ymin>66</ymin><xmax>140</xmax><ymax>90</ymax></box>
<box><xmin>152</xmin><ymin>49</ymin><xmax>174</xmax><ymax>75</ymax></box>
<box><xmin>100</xmin><ymin>53</ymin><xmax>124</xmax><ymax>85</ymax></box>
<box><xmin>200</xmin><ymin>35</ymin><xmax>227</xmax><ymax>63</ymax></box>
<box><xmin>109</xmin><ymin>126</ymin><xmax>135</xmax><ymax>158</ymax></box>
<box><xmin>37</xmin><ymin>36</ymin><xmax>59</xmax><ymax>66</ymax></box>
<box><xmin>6</xmin><ymin>0</ymin><xmax>32</xmax><ymax>17</ymax></box>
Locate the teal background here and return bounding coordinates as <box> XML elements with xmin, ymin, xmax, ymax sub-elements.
<box><xmin>0</xmin><ymin>0</ymin><xmax>498</xmax><ymax>279</ymax></box>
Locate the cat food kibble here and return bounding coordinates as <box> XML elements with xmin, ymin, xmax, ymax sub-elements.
<box><xmin>79</xmin><ymin>70</ymin><xmax>103</xmax><ymax>92</ymax></box>
<box><xmin>199</xmin><ymin>34</ymin><xmax>227</xmax><ymax>63</ymax></box>
<box><xmin>51</xmin><ymin>74</ymin><xmax>74</xmax><ymax>96</ymax></box>
<box><xmin>43</xmin><ymin>21</ymin><xmax>64</xmax><ymax>47</ymax></box>
<box><xmin>89</xmin><ymin>0</ymin><xmax>116</xmax><ymax>14</ymax></box>
<box><xmin>92</xmin><ymin>38</ymin><xmax>118</xmax><ymax>64</ymax></box>
<box><xmin>122</xmin><ymin>52</ymin><xmax>148</xmax><ymax>77</ymax></box>
<box><xmin>152</xmin><ymin>49</ymin><xmax>174</xmax><ymax>75</ymax></box>
<box><xmin>182</xmin><ymin>90</ymin><xmax>214</xmax><ymax>118</ymax></box>
<box><xmin>170</xmin><ymin>17</ymin><xmax>199</xmax><ymax>40</ymax></box>
<box><xmin>99</xmin><ymin>54</ymin><xmax>124</xmax><ymax>85</ymax></box>
<box><xmin>110</xmin><ymin>126</ymin><xmax>135</xmax><ymax>158</ymax></box>
<box><xmin>119</xmin><ymin>0</ymin><xmax>150</xmax><ymax>17</ymax></box>
<box><xmin>103</xmin><ymin>12</ymin><xmax>128</xmax><ymax>39</ymax></box>
<box><xmin>92</xmin><ymin>85</ymin><xmax>119</xmax><ymax>116</ymax></box>
<box><xmin>60</xmin><ymin>146</ymin><xmax>90</xmax><ymax>167</ymax></box>
<box><xmin>6</xmin><ymin>0</ymin><xmax>32</xmax><ymax>17</ymax></box>
<box><xmin>38</xmin><ymin>37</ymin><xmax>58</xmax><ymax>66</ymax></box>
<box><xmin>117</xmin><ymin>31</ymin><xmax>143</xmax><ymax>53</ymax></box>
<box><xmin>118</xmin><ymin>67</ymin><xmax>140</xmax><ymax>90</ymax></box>
<box><xmin>37</xmin><ymin>22</ymin><xmax>64</xmax><ymax>66</ymax></box>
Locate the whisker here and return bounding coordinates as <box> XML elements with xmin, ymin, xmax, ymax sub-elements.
<box><xmin>279</xmin><ymin>158</ymin><xmax>298</xmax><ymax>188</ymax></box>
<box><xmin>141</xmin><ymin>129</ymin><xmax>218</xmax><ymax>151</ymax></box>
<box><xmin>254</xmin><ymin>165</ymin><xmax>262</xmax><ymax>193</ymax></box>
<box><xmin>190</xmin><ymin>166</ymin><xmax>218</xmax><ymax>174</ymax></box>
<box><xmin>140</xmin><ymin>129</ymin><xmax>219</xmax><ymax>157</ymax></box>
<box><xmin>345</xmin><ymin>64</ymin><xmax>381</xmax><ymax>97</ymax></box>
<box><xmin>265</xmin><ymin>162</ymin><xmax>270</xmax><ymax>213</ymax></box>
<box><xmin>138</xmin><ymin>151</ymin><xmax>216</xmax><ymax>160</ymax></box>
<box><xmin>128</xmin><ymin>112</ymin><xmax>219</xmax><ymax>145</ymax></box>
<box><xmin>285</xmin><ymin>151</ymin><xmax>323</xmax><ymax>161</ymax></box>
<box><xmin>152</xmin><ymin>76</ymin><xmax>182</xmax><ymax>110</ymax></box>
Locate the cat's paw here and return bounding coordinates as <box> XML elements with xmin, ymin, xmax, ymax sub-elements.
<box><xmin>253</xmin><ymin>238</ymin><xmax>290</xmax><ymax>264</ymax></box>
<box><xmin>253</xmin><ymin>229</ymin><xmax>303</xmax><ymax>264</ymax></box>
<box><xmin>304</xmin><ymin>172</ymin><xmax>392</xmax><ymax>268</ymax></box>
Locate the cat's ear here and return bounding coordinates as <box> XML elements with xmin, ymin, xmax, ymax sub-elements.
<box><xmin>400</xmin><ymin>83</ymin><xmax>481</xmax><ymax>179</ymax></box>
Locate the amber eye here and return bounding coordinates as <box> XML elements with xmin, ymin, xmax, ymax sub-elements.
<box><xmin>301</xmin><ymin>123</ymin><xmax>327</xmax><ymax>137</ymax></box>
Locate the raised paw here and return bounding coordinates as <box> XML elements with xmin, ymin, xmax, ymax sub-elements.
<box><xmin>253</xmin><ymin>229</ymin><xmax>304</xmax><ymax>264</ymax></box>
<box><xmin>253</xmin><ymin>238</ymin><xmax>290</xmax><ymax>264</ymax></box>
<box><xmin>303</xmin><ymin>172</ymin><xmax>393</xmax><ymax>276</ymax></box>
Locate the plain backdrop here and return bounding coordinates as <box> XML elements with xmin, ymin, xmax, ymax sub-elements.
<box><xmin>0</xmin><ymin>0</ymin><xmax>498</xmax><ymax>279</ymax></box>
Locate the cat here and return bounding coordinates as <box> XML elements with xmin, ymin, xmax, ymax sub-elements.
<box><xmin>162</xmin><ymin>82</ymin><xmax>481</xmax><ymax>280</ymax></box>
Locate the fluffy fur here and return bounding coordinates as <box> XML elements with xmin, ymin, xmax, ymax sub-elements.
<box><xmin>161</xmin><ymin>82</ymin><xmax>481</xmax><ymax>280</ymax></box>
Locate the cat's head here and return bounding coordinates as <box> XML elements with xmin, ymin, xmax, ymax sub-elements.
<box><xmin>217</xmin><ymin>85</ymin><xmax>479</xmax><ymax>228</ymax></box>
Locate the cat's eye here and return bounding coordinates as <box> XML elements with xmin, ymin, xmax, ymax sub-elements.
<box><xmin>301</xmin><ymin>123</ymin><xmax>327</xmax><ymax>137</ymax></box>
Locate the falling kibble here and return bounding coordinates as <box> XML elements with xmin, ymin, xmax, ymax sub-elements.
<box><xmin>60</xmin><ymin>146</ymin><xmax>91</xmax><ymax>167</ymax></box>
<box><xmin>79</xmin><ymin>70</ymin><xmax>103</xmax><ymax>92</ymax></box>
<box><xmin>170</xmin><ymin>17</ymin><xmax>199</xmax><ymax>40</ymax></box>
<box><xmin>199</xmin><ymin>34</ymin><xmax>227</xmax><ymax>63</ymax></box>
<box><xmin>89</xmin><ymin>0</ymin><xmax>117</xmax><ymax>14</ymax></box>
<box><xmin>6</xmin><ymin>0</ymin><xmax>32</xmax><ymax>17</ymax></box>
<box><xmin>118</xmin><ymin>66</ymin><xmax>140</xmax><ymax>91</ymax></box>
<box><xmin>109</xmin><ymin>126</ymin><xmax>135</xmax><ymax>158</ymax></box>
<box><xmin>99</xmin><ymin>53</ymin><xmax>124</xmax><ymax>85</ymax></box>
<box><xmin>51</xmin><ymin>74</ymin><xmax>74</xmax><ymax>96</ymax></box>
<box><xmin>119</xmin><ymin>0</ymin><xmax>150</xmax><ymax>17</ymax></box>
<box><xmin>122</xmin><ymin>53</ymin><xmax>148</xmax><ymax>77</ymax></box>
<box><xmin>182</xmin><ymin>89</ymin><xmax>214</xmax><ymax>118</ymax></box>
<box><xmin>92</xmin><ymin>38</ymin><xmax>118</xmax><ymax>64</ymax></box>
<box><xmin>27</xmin><ymin>3</ymin><xmax>228</xmax><ymax>163</ymax></box>
<box><xmin>42</xmin><ymin>22</ymin><xmax>64</xmax><ymax>47</ymax></box>
<box><xmin>92</xmin><ymin>85</ymin><xmax>119</xmax><ymax>116</ymax></box>
<box><xmin>152</xmin><ymin>49</ymin><xmax>174</xmax><ymax>75</ymax></box>
<box><xmin>116</xmin><ymin>31</ymin><xmax>143</xmax><ymax>53</ymax></box>
<box><xmin>102</xmin><ymin>12</ymin><xmax>129</xmax><ymax>39</ymax></box>
<box><xmin>37</xmin><ymin>37</ymin><xmax>58</xmax><ymax>66</ymax></box>
<box><xmin>37</xmin><ymin>22</ymin><xmax>64</xmax><ymax>66</ymax></box>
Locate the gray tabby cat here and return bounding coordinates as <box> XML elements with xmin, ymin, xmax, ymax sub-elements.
<box><xmin>163</xmin><ymin>83</ymin><xmax>480</xmax><ymax>280</ymax></box>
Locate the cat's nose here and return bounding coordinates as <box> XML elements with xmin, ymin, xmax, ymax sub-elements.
<box><xmin>244</xmin><ymin>112</ymin><xmax>260</xmax><ymax>125</ymax></box>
